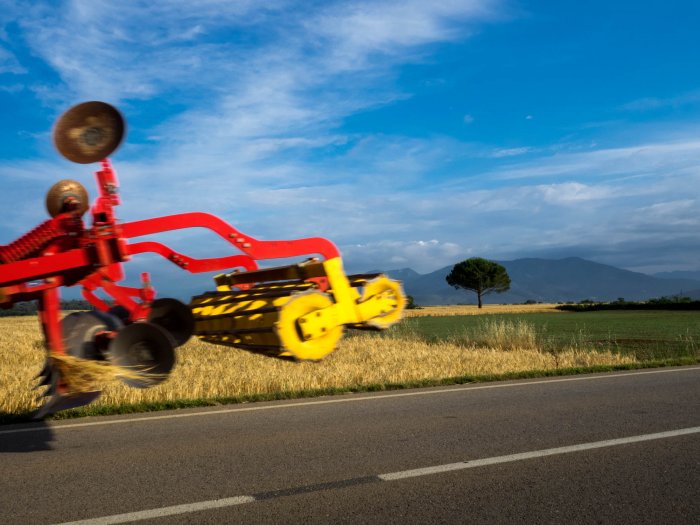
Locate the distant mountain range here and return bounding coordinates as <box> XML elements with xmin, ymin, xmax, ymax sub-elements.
<box><xmin>653</xmin><ymin>270</ymin><xmax>700</xmax><ymax>281</ymax></box>
<box><xmin>382</xmin><ymin>257</ymin><xmax>700</xmax><ymax>305</ymax></box>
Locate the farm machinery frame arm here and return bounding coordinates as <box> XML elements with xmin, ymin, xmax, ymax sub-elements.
<box><xmin>0</xmin><ymin>101</ymin><xmax>405</xmax><ymax>417</ymax></box>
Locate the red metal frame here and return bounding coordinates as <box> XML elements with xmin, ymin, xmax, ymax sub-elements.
<box><xmin>0</xmin><ymin>159</ymin><xmax>341</xmax><ymax>356</ymax></box>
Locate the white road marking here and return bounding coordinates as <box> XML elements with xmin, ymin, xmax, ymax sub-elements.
<box><xmin>2</xmin><ymin>365</ymin><xmax>698</xmax><ymax>436</ymax></box>
<box><xmin>378</xmin><ymin>426</ymin><xmax>700</xmax><ymax>481</ymax></box>
<box><xmin>52</xmin><ymin>425</ymin><xmax>700</xmax><ymax>524</ymax></box>
<box><xmin>56</xmin><ymin>496</ymin><xmax>256</xmax><ymax>525</ymax></box>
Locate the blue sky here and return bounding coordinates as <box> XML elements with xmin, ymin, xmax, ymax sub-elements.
<box><xmin>1</xmin><ymin>1</ymin><xmax>700</xmax><ymax>297</ymax></box>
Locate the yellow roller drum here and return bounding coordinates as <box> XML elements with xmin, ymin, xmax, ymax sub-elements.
<box><xmin>357</xmin><ymin>276</ymin><xmax>406</xmax><ymax>329</ymax></box>
<box><xmin>274</xmin><ymin>291</ymin><xmax>343</xmax><ymax>361</ymax></box>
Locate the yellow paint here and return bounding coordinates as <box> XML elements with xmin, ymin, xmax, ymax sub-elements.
<box><xmin>356</xmin><ymin>277</ymin><xmax>406</xmax><ymax>329</ymax></box>
<box><xmin>191</xmin><ymin>256</ymin><xmax>406</xmax><ymax>361</ymax></box>
<box><xmin>275</xmin><ymin>292</ymin><xmax>343</xmax><ymax>360</ymax></box>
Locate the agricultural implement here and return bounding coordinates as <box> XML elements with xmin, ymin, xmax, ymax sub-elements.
<box><xmin>0</xmin><ymin>101</ymin><xmax>405</xmax><ymax>417</ymax></box>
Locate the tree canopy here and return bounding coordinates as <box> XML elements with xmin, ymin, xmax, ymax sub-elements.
<box><xmin>445</xmin><ymin>257</ymin><xmax>511</xmax><ymax>308</ymax></box>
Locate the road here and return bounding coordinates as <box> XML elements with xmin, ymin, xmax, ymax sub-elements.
<box><xmin>1</xmin><ymin>366</ymin><xmax>699</xmax><ymax>524</ymax></box>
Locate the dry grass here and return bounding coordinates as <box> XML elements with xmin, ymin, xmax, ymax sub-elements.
<box><xmin>0</xmin><ymin>317</ymin><xmax>45</xmax><ymax>415</ymax></box>
<box><xmin>0</xmin><ymin>315</ymin><xmax>635</xmax><ymax>416</ymax></box>
<box><xmin>49</xmin><ymin>354</ymin><xmax>165</xmax><ymax>392</ymax></box>
<box><xmin>406</xmin><ymin>304</ymin><xmax>561</xmax><ymax>317</ymax></box>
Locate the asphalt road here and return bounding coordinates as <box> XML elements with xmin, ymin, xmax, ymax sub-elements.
<box><xmin>1</xmin><ymin>366</ymin><xmax>698</xmax><ymax>524</ymax></box>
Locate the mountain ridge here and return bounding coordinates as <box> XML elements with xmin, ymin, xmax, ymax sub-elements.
<box><xmin>382</xmin><ymin>257</ymin><xmax>700</xmax><ymax>305</ymax></box>
<box><xmin>653</xmin><ymin>270</ymin><xmax>700</xmax><ymax>281</ymax></box>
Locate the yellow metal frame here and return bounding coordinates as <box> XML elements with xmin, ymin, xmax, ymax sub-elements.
<box><xmin>298</xmin><ymin>257</ymin><xmax>405</xmax><ymax>328</ymax></box>
<box><xmin>192</xmin><ymin>256</ymin><xmax>405</xmax><ymax>361</ymax></box>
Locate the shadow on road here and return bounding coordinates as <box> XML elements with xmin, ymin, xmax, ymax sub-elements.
<box><xmin>0</xmin><ymin>419</ymin><xmax>55</xmax><ymax>453</ymax></box>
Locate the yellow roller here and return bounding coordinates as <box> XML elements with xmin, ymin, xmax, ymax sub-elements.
<box><xmin>190</xmin><ymin>257</ymin><xmax>405</xmax><ymax>361</ymax></box>
<box><xmin>275</xmin><ymin>291</ymin><xmax>344</xmax><ymax>360</ymax></box>
<box><xmin>354</xmin><ymin>276</ymin><xmax>406</xmax><ymax>329</ymax></box>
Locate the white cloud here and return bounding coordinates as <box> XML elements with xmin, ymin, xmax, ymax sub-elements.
<box><xmin>309</xmin><ymin>0</ymin><xmax>502</xmax><ymax>71</ymax></box>
<box><xmin>622</xmin><ymin>89</ymin><xmax>700</xmax><ymax>111</ymax></box>
<box><xmin>0</xmin><ymin>44</ymin><xmax>25</xmax><ymax>74</ymax></box>
<box><xmin>536</xmin><ymin>182</ymin><xmax>612</xmax><ymax>204</ymax></box>
<box><xmin>463</xmin><ymin>114</ymin><xmax>474</xmax><ymax>124</ymax></box>
<box><xmin>490</xmin><ymin>140</ymin><xmax>700</xmax><ymax>181</ymax></box>
<box><xmin>489</xmin><ymin>146</ymin><xmax>531</xmax><ymax>158</ymax></box>
<box><xmin>635</xmin><ymin>199</ymin><xmax>698</xmax><ymax>227</ymax></box>
<box><xmin>11</xmin><ymin>0</ymin><xmax>503</xmax><ymax>110</ymax></box>
<box><xmin>0</xmin><ymin>83</ymin><xmax>23</xmax><ymax>93</ymax></box>
<box><xmin>10</xmin><ymin>2</ymin><xmax>290</xmax><ymax>104</ymax></box>
<box><xmin>342</xmin><ymin>239</ymin><xmax>466</xmax><ymax>273</ymax></box>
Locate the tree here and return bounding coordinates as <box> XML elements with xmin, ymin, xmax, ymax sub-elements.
<box><xmin>445</xmin><ymin>258</ymin><xmax>511</xmax><ymax>308</ymax></box>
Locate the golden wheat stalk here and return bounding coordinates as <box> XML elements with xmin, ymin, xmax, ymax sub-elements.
<box><xmin>406</xmin><ymin>304</ymin><xmax>561</xmax><ymax>317</ymax></box>
<box><xmin>47</xmin><ymin>353</ymin><xmax>166</xmax><ymax>394</ymax></box>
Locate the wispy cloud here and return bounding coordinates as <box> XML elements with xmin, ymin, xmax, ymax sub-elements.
<box><xmin>13</xmin><ymin>2</ymin><xmax>274</xmax><ymax>104</ymax></box>
<box><xmin>489</xmin><ymin>139</ymin><xmax>700</xmax><ymax>181</ymax></box>
<box><xmin>622</xmin><ymin>89</ymin><xmax>700</xmax><ymax>112</ymax></box>
<box><xmin>0</xmin><ymin>44</ymin><xmax>25</xmax><ymax>74</ymax></box>
<box><xmin>309</xmin><ymin>0</ymin><xmax>502</xmax><ymax>71</ymax></box>
<box><xmin>488</xmin><ymin>146</ymin><xmax>532</xmax><ymax>158</ymax></box>
<box><xmin>342</xmin><ymin>239</ymin><xmax>466</xmax><ymax>273</ymax></box>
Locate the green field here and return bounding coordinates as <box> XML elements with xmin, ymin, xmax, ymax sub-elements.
<box><xmin>382</xmin><ymin>310</ymin><xmax>700</xmax><ymax>361</ymax></box>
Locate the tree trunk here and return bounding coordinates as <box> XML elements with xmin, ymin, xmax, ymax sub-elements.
<box><xmin>477</xmin><ymin>291</ymin><xmax>483</xmax><ymax>308</ymax></box>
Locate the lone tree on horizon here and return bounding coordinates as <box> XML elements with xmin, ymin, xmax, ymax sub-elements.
<box><xmin>446</xmin><ymin>258</ymin><xmax>511</xmax><ymax>308</ymax></box>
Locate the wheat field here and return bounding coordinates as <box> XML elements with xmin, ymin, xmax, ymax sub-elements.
<box><xmin>0</xmin><ymin>315</ymin><xmax>635</xmax><ymax>416</ymax></box>
<box><xmin>406</xmin><ymin>304</ymin><xmax>561</xmax><ymax>317</ymax></box>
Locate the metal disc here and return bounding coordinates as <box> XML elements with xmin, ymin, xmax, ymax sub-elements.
<box><xmin>45</xmin><ymin>179</ymin><xmax>89</xmax><ymax>217</ymax></box>
<box><xmin>107</xmin><ymin>322</ymin><xmax>176</xmax><ymax>388</ymax></box>
<box><xmin>53</xmin><ymin>101</ymin><xmax>125</xmax><ymax>163</ymax></box>
<box><xmin>62</xmin><ymin>311</ymin><xmax>123</xmax><ymax>359</ymax></box>
<box><xmin>148</xmin><ymin>298</ymin><xmax>194</xmax><ymax>346</ymax></box>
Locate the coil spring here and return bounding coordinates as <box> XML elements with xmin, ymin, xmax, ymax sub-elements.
<box><xmin>0</xmin><ymin>218</ymin><xmax>62</xmax><ymax>263</ymax></box>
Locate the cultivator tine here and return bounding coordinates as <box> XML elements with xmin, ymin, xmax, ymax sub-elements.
<box><xmin>32</xmin><ymin>374</ymin><xmax>53</xmax><ymax>391</ymax></box>
<box><xmin>33</xmin><ymin>358</ymin><xmax>56</xmax><ymax>392</ymax></box>
<box><xmin>34</xmin><ymin>391</ymin><xmax>102</xmax><ymax>420</ymax></box>
<box><xmin>32</xmin><ymin>358</ymin><xmax>101</xmax><ymax>419</ymax></box>
<box><xmin>33</xmin><ymin>361</ymin><xmax>51</xmax><ymax>383</ymax></box>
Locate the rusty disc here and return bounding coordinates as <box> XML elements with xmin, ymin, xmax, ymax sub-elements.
<box><xmin>53</xmin><ymin>101</ymin><xmax>125</xmax><ymax>163</ymax></box>
<box><xmin>46</xmin><ymin>179</ymin><xmax>89</xmax><ymax>217</ymax></box>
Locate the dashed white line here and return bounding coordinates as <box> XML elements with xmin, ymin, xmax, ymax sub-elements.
<box><xmin>378</xmin><ymin>426</ymin><xmax>700</xmax><ymax>480</ymax></box>
<box><xmin>52</xmin><ymin>425</ymin><xmax>700</xmax><ymax>524</ymax></box>
<box><xmin>2</xmin><ymin>365</ymin><xmax>698</xmax><ymax>436</ymax></box>
<box><xmin>56</xmin><ymin>496</ymin><xmax>256</xmax><ymax>525</ymax></box>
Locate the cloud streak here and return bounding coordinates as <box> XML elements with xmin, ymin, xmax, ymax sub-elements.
<box><xmin>622</xmin><ymin>89</ymin><xmax>700</xmax><ymax>112</ymax></box>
